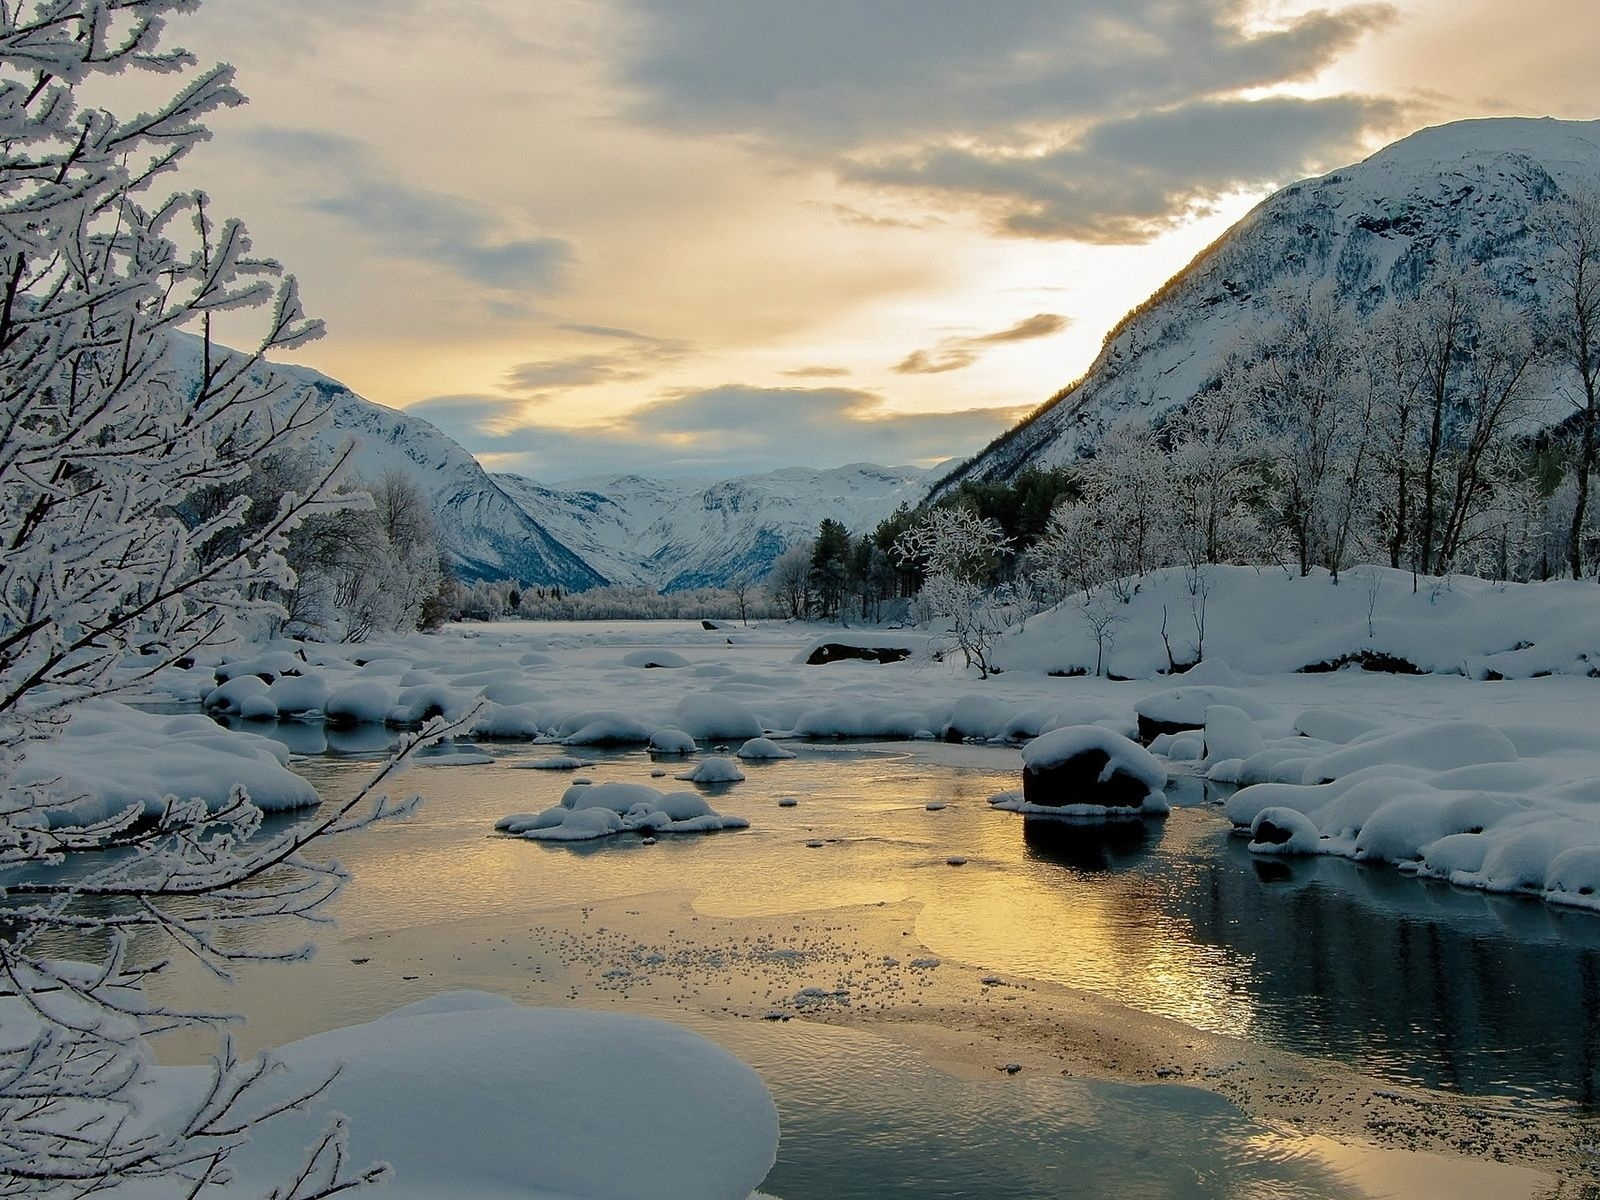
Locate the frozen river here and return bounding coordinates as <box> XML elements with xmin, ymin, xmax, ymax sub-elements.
<box><xmin>165</xmin><ymin>720</ymin><xmax>1595</xmax><ymax>1197</ymax></box>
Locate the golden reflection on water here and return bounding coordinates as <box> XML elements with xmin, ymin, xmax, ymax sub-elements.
<box><xmin>287</xmin><ymin>744</ymin><xmax>1264</xmax><ymax>1041</ymax></box>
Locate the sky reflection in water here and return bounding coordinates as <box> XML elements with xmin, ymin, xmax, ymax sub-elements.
<box><xmin>274</xmin><ymin>734</ymin><xmax>1600</xmax><ymax>1110</ymax></box>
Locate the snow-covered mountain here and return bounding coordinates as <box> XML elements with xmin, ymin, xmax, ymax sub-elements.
<box><xmin>932</xmin><ymin>116</ymin><xmax>1600</xmax><ymax>495</ymax></box>
<box><xmin>257</xmin><ymin>356</ymin><xmax>928</xmax><ymax>590</ymax></box>
<box><xmin>164</xmin><ymin>333</ymin><xmax>603</xmax><ymax>588</ymax></box>
<box><xmin>302</xmin><ymin>377</ymin><xmax>610</xmax><ymax>589</ymax></box>
<box><xmin>496</xmin><ymin>464</ymin><xmax>932</xmax><ymax>592</ymax></box>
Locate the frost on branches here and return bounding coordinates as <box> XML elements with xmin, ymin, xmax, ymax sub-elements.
<box><xmin>0</xmin><ymin>4</ymin><xmax>436</xmax><ymax>1195</ymax></box>
<box><xmin>895</xmin><ymin>508</ymin><xmax>1014</xmax><ymax>678</ymax></box>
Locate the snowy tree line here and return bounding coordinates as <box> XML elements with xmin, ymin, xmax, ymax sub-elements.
<box><xmin>457</xmin><ymin>578</ymin><xmax>784</xmax><ymax>623</ymax></box>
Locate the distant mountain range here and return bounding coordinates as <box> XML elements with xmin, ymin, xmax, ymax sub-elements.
<box><xmin>280</xmin><ymin>363</ymin><xmax>928</xmax><ymax>589</ymax></box>
<box><xmin>495</xmin><ymin>465</ymin><xmax>929</xmax><ymax>592</ymax></box>
<box><xmin>932</xmin><ymin>116</ymin><xmax>1600</xmax><ymax>497</ymax></box>
<box><xmin>268</xmin><ymin>116</ymin><xmax>1600</xmax><ymax>590</ymax></box>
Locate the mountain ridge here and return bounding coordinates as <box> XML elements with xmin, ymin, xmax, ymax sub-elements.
<box><xmin>931</xmin><ymin>116</ymin><xmax>1600</xmax><ymax>496</ymax></box>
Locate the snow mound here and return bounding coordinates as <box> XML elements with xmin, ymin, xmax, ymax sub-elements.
<box><xmin>649</xmin><ymin>727</ymin><xmax>699</xmax><ymax>754</ymax></box>
<box><xmin>513</xmin><ymin>755</ymin><xmax>595</xmax><ymax>771</ymax></box>
<box><xmin>325</xmin><ymin>680</ymin><xmax>396</xmax><ymax>725</ymax></box>
<box><xmin>561</xmin><ymin>711</ymin><xmax>654</xmax><ymax>746</ymax></box>
<box><xmin>496</xmin><ymin>781</ymin><xmax>747</xmax><ymax>841</ymax></box>
<box><xmin>143</xmin><ymin>992</ymin><xmax>779</xmax><ymax>1199</ymax></box>
<box><xmin>677</xmin><ymin>757</ymin><xmax>747</xmax><ymax>784</ymax></box>
<box><xmin>14</xmin><ymin>701</ymin><xmax>318</xmax><ymax>826</ymax></box>
<box><xmin>267</xmin><ymin>673</ymin><xmax>329</xmax><ymax>715</ymax></box>
<box><xmin>672</xmin><ymin>694</ymin><xmax>763</xmax><ymax>741</ymax></box>
<box><xmin>736</xmin><ymin>737</ymin><xmax>796</xmax><ymax>760</ymax></box>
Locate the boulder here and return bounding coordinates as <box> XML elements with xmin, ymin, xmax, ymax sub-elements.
<box><xmin>1019</xmin><ymin>726</ymin><xmax>1167</xmax><ymax>811</ymax></box>
<box><xmin>805</xmin><ymin>643</ymin><xmax>911</xmax><ymax>665</ymax></box>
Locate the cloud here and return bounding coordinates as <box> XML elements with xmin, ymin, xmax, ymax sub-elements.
<box><xmin>782</xmin><ymin>365</ymin><xmax>853</xmax><ymax>378</ymax></box>
<box><xmin>852</xmin><ymin>94</ymin><xmax>1407</xmax><ymax>241</ymax></box>
<box><xmin>244</xmin><ymin>127</ymin><xmax>572</xmax><ymax>297</ymax></box>
<box><xmin>502</xmin><ymin>325</ymin><xmax>690</xmax><ymax>398</ymax></box>
<box><xmin>893</xmin><ymin>312</ymin><xmax>1069</xmax><ymax>375</ymax></box>
<box><xmin>612</xmin><ymin>0</ymin><xmax>1407</xmax><ymax>240</ymax></box>
<box><xmin>408</xmin><ymin>384</ymin><xmax>1028</xmax><ymax>480</ymax></box>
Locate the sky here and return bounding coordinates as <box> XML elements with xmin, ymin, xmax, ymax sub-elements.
<box><xmin>165</xmin><ymin>0</ymin><xmax>1600</xmax><ymax>482</ymax></box>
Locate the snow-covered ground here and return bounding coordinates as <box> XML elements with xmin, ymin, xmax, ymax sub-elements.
<box><xmin>92</xmin><ymin>565</ymin><xmax>1600</xmax><ymax>916</ymax></box>
<box><xmin>33</xmin><ymin>571</ymin><xmax>1600</xmax><ymax>1196</ymax></box>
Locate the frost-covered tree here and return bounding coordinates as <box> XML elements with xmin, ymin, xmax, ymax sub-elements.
<box><xmin>1533</xmin><ymin>186</ymin><xmax>1600</xmax><ymax>577</ymax></box>
<box><xmin>895</xmin><ymin>508</ymin><xmax>1011</xmax><ymax>676</ymax></box>
<box><xmin>1077</xmin><ymin>418</ymin><xmax>1167</xmax><ymax>580</ymax></box>
<box><xmin>0</xmin><ymin>5</ymin><xmax>435</xmax><ymax>1195</ymax></box>
<box><xmin>1379</xmin><ymin>268</ymin><xmax>1548</xmax><ymax>575</ymax></box>
<box><xmin>1164</xmin><ymin>381</ymin><xmax>1267</xmax><ymax>569</ymax></box>
<box><xmin>1233</xmin><ymin>284</ymin><xmax>1370</xmax><ymax>577</ymax></box>
<box><xmin>767</xmin><ymin>545</ymin><xmax>811</xmax><ymax>619</ymax></box>
<box><xmin>323</xmin><ymin>471</ymin><xmax>444</xmax><ymax>641</ymax></box>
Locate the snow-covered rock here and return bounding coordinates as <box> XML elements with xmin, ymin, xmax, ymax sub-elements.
<box><xmin>496</xmin><ymin>781</ymin><xmax>749</xmax><ymax>841</ymax></box>
<box><xmin>649</xmin><ymin>727</ymin><xmax>699</xmax><ymax>754</ymax></box>
<box><xmin>736</xmin><ymin>737</ymin><xmax>796</xmax><ymax>760</ymax></box>
<box><xmin>1000</xmin><ymin>725</ymin><xmax>1169</xmax><ymax>816</ymax></box>
<box><xmin>676</xmin><ymin>757</ymin><xmax>747</xmax><ymax>784</ymax></box>
<box><xmin>129</xmin><ymin>992</ymin><xmax>779</xmax><ymax>1199</ymax></box>
<box><xmin>671</xmin><ymin>694</ymin><xmax>763</xmax><ymax>741</ymax></box>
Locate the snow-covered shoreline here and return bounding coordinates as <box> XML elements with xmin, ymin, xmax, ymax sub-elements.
<box><xmin>80</xmin><ymin>566</ymin><xmax>1600</xmax><ymax>917</ymax></box>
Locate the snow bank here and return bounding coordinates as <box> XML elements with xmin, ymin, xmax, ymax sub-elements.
<box><xmin>1220</xmin><ymin>710</ymin><xmax>1600</xmax><ymax>907</ymax></box>
<box><xmin>126</xmin><ymin>992</ymin><xmax>778</xmax><ymax>1199</ymax></box>
<box><xmin>15</xmin><ymin>701</ymin><xmax>318</xmax><ymax>826</ymax></box>
<box><xmin>997</xmin><ymin>565</ymin><xmax>1600</xmax><ymax>679</ymax></box>
<box><xmin>1299</xmin><ymin>722</ymin><xmax>1517</xmax><ymax>784</ymax></box>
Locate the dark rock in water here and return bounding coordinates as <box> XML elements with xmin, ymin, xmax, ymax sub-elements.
<box><xmin>702</xmin><ymin>619</ymin><xmax>721</xmax><ymax>630</ymax></box>
<box><xmin>1023</xmin><ymin>748</ymin><xmax>1151</xmax><ymax>809</ymax></box>
<box><xmin>806</xmin><ymin>643</ymin><xmax>911</xmax><ymax>666</ymax></box>
<box><xmin>1298</xmin><ymin>650</ymin><xmax>1424</xmax><ymax>675</ymax></box>
<box><xmin>1251</xmin><ymin>815</ymin><xmax>1298</xmax><ymax>845</ymax></box>
<box><xmin>1136</xmin><ymin>713</ymin><xmax>1202</xmax><ymax>743</ymax></box>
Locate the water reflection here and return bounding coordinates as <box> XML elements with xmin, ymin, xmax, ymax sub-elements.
<box><xmin>210</xmin><ymin>714</ymin><xmax>400</xmax><ymax>757</ymax></box>
<box><xmin>1021</xmin><ymin>815</ymin><xmax>1162</xmax><ymax>872</ymax></box>
<box><xmin>1158</xmin><ymin>836</ymin><xmax>1600</xmax><ymax>1104</ymax></box>
<box><xmin>717</xmin><ymin>1018</ymin><xmax>1380</xmax><ymax>1200</ymax></box>
<box><xmin>88</xmin><ymin>727</ymin><xmax>1600</xmax><ymax>1111</ymax></box>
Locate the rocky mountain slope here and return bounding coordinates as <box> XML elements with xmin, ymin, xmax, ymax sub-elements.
<box><xmin>931</xmin><ymin>116</ymin><xmax>1600</xmax><ymax>496</ymax></box>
